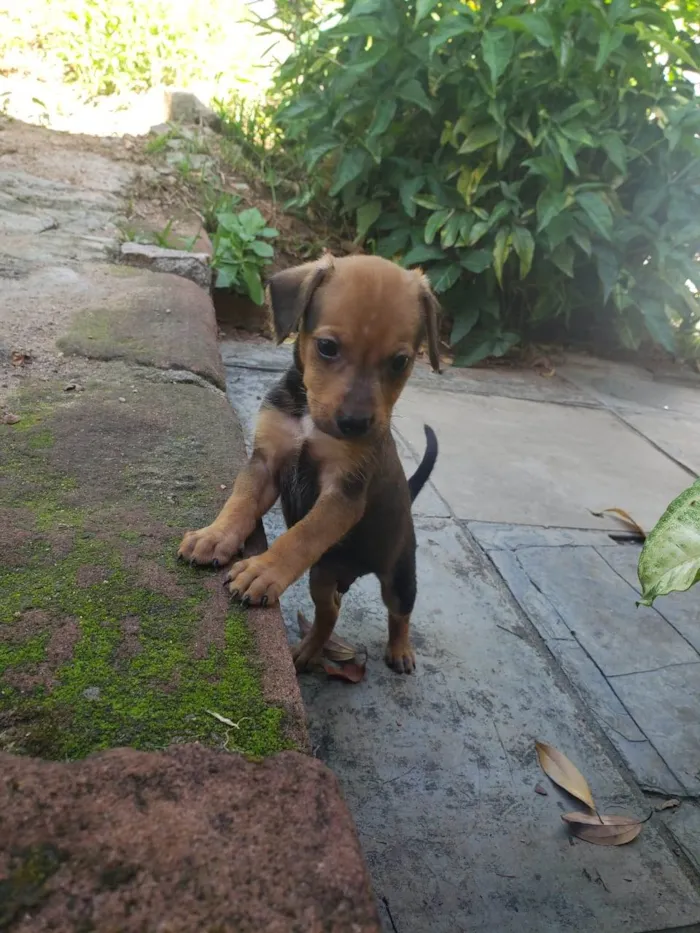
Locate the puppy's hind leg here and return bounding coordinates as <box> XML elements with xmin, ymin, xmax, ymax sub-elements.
<box><xmin>292</xmin><ymin>565</ymin><xmax>340</xmax><ymax>672</ymax></box>
<box><xmin>381</xmin><ymin>546</ymin><xmax>417</xmax><ymax>674</ymax></box>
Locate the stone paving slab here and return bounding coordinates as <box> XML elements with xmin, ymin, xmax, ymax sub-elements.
<box><xmin>470</xmin><ymin>523</ymin><xmax>700</xmax><ymax>798</ymax></box>
<box><xmin>515</xmin><ymin>546</ymin><xmax>698</xmax><ymax>677</ymax></box>
<box><xmin>601</xmin><ymin>545</ymin><xmax>700</xmax><ymax>654</ymax></box>
<box><xmin>396</xmin><ymin>386</ymin><xmax>692</xmax><ymax>530</ymax></box>
<box><xmin>612</xmin><ymin>664</ymin><xmax>700</xmax><ymax>796</ymax></box>
<box><xmin>623</xmin><ymin>411</ymin><xmax>700</xmax><ymax>476</ymax></box>
<box><xmin>559</xmin><ymin>354</ymin><xmax>700</xmax><ymax>418</ymax></box>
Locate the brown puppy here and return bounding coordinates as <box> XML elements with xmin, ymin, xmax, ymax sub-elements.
<box><xmin>178</xmin><ymin>253</ymin><xmax>440</xmax><ymax>673</ymax></box>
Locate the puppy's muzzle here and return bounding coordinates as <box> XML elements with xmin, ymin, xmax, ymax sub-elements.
<box><xmin>336</xmin><ymin>414</ymin><xmax>375</xmax><ymax>438</ymax></box>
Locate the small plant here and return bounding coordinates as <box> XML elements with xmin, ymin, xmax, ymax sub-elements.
<box><xmin>211</xmin><ymin>206</ymin><xmax>279</xmax><ymax>304</ymax></box>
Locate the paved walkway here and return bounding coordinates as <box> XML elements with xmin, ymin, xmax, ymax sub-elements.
<box><xmin>222</xmin><ymin>340</ymin><xmax>700</xmax><ymax>933</ymax></box>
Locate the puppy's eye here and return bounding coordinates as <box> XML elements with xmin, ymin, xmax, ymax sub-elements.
<box><xmin>316</xmin><ymin>338</ymin><xmax>340</xmax><ymax>360</ymax></box>
<box><xmin>390</xmin><ymin>354</ymin><xmax>410</xmax><ymax>375</ymax></box>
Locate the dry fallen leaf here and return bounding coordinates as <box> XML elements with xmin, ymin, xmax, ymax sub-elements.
<box><xmin>536</xmin><ymin>741</ymin><xmax>597</xmax><ymax>812</ymax></box>
<box><xmin>589</xmin><ymin>507</ymin><xmax>646</xmax><ymax>539</ymax></box>
<box><xmin>321</xmin><ymin>657</ymin><xmax>366</xmax><ymax>683</ymax></box>
<box><xmin>655</xmin><ymin>798</ymin><xmax>681</xmax><ymax>811</ymax></box>
<box><xmin>297</xmin><ymin>611</ymin><xmax>357</xmax><ymax>662</ymax></box>
<box><xmin>11</xmin><ymin>350</ymin><xmax>31</xmax><ymax>367</ymax></box>
<box><xmin>534</xmin><ymin>783</ymin><xmax>548</xmax><ymax>796</ymax></box>
<box><xmin>561</xmin><ymin>811</ymin><xmax>644</xmax><ymax>846</ymax></box>
<box><xmin>2</xmin><ymin>413</ymin><xmax>20</xmax><ymax>425</ymax></box>
<box><xmin>205</xmin><ymin>709</ymin><xmax>250</xmax><ymax>729</ymax></box>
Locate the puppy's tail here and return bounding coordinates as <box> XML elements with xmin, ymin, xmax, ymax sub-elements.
<box><xmin>408</xmin><ymin>425</ymin><xmax>438</xmax><ymax>502</ymax></box>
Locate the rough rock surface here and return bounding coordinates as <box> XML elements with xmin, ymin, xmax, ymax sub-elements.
<box><xmin>0</xmin><ymin>744</ymin><xmax>381</xmax><ymax>933</ymax></box>
<box><xmin>120</xmin><ymin>241</ymin><xmax>212</xmax><ymax>289</ymax></box>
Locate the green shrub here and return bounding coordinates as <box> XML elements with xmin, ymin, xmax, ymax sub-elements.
<box><xmin>211</xmin><ymin>199</ymin><xmax>279</xmax><ymax>304</ymax></box>
<box><xmin>270</xmin><ymin>0</ymin><xmax>700</xmax><ymax>364</ymax></box>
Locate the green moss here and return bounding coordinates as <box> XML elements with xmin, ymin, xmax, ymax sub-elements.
<box><xmin>0</xmin><ymin>394</ymin><xmax>289</xmax><ymax>760</ymax></box>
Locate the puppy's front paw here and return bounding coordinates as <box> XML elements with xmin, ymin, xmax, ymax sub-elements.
<box><xmin>292</xmin><ymin>637</ymin><xmax>321</xmax><ymax>672</ymax></box>
<box><xmin>385</xmin><ymin>638</ymin><xmax>416</xmax><ymax>674</ymax></box>
<box><xmin>178</xmin><ymin>523</ymin><xmax>245</xmax><ymax>566</ymax></box>
<box><xmin>224</xmin><ymin>554</ymin><xmax>289</xmax><ymax>606</ymax></box>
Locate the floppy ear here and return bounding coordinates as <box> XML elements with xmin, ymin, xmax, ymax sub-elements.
<box><xmin>266</xmin><ymin>254</ymin><xmax>334</xmax><ymax>343</ymax></box>
<box><xmin>416</xmin><ymin>273</ymin><xmax>442</xmax><ymax>373</ymax></box>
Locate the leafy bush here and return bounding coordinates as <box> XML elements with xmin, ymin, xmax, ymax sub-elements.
<box><xmin>270</xmin><ymin>0</ymin><xmax>700</xmax><ymax>364</ymax></box>
<box><xmin>211</xmin><ymin>199</ymin><xmax>279</xmax><ymax>304</ymax></box>
<box><xmin>638</xmin><ymin>477</ymin><xmax>700</xmax><ymax>605</ymax></box>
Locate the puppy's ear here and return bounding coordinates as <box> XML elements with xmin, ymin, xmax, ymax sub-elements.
<box><xmin>266</xmin><ymin>253</ymin><xmax>334</xmax><ymax>343</ymax></box>
<box><xmin>416</xmin><ymin>272</ymin><xmax>442</xmax><ymax>373</ymax></box>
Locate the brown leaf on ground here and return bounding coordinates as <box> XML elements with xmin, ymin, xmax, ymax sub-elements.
<box><xmin>321</xmin><ymin>657</ymin><xmax>366</xmax><ymax>684</ymax></box>
<box><xmin>534</xmin><ymin>783</ymin><xmax>548</xmax><ymax>796</ymax></box>
<box><xmin>655</xmin><ymin>798</ymin><xmax>681</xmax><ymax>811</ymax></box>
<box><xmin>561</xmin><ymin>811</ymin><xmax>644</xmax><ymax>846</ymax></box>
<box><xmin>2</xmin><ymin>412</ymin><xmax>20</xmax><ymax>425</ymax></box>
<box><xmin>297</xmin><ymin>611</ymin><xmax>357</xmax><ymax>662</ymax></box>
<box><xmin>589</xmin><ymin>507</ymin><xmax>646</xmax><ymax>539</ymax></box>
<box><xmin>532</xmin><ymin>355</ymin><xmax>556</xmax><ymax>378</ymax></box>
<box><xmin>536</xmin><ymin>741</ymin><xmax>597</xmax><ymax>812</ymax></box>
<box><xmin>11</xmin><ymin>350</ymin><xmax>31</xmax><ymax>366</ymax></box>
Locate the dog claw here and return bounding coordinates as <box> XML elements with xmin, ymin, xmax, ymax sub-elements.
<box><xmin>241</xmin><ymin>595</ymin><xmax>251</xmax><ymax>608</ymax></box>
<box><xmin>212</xmin><ymin>558</ymin><xmax>219</xmax><ymax>568</ymax></box>
<box><xmin>260</xmin><ymin>595</ymin><xmax>268</xmax><ymax>608</ymax></box>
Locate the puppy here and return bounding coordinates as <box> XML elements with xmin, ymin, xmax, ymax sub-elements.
<box><xmin>178</xmin><ymin>253</ymin><xmax>440</xmax><ymax>673</ymax></box>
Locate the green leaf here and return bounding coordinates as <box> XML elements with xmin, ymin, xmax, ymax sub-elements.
<box><xmin>454</xmin><ymin>330</ymin><xmax>518</xmax><ymax>367</ymax></box>
<box><xmin>249</xmin><ymin>240</ymin><xmax>275</xmax><ymax>259</ymax></box>
<box><xmin>595</xmin><ymin>249</ymin><xmax>618</xmax><ymax>302</ymax></box>
<box><xmin>554</xmin><ymin>131</ymin><xmax>579</xmax><ymax>175</ymax></box>
<box><xmin>482</xmin><ymin>29</ymin><xmax>515</xmax><ymax>87</ymax></box>
<box><xmin>458</xmin><ymin>124</ymin><xmax>500</xmax><ymax>154</ymax></box>
<box><xmin>402</xmin><ymin>244</ymin><xmax>445</xmax><ymax>266</ymax></box>
<box><xmin>451</xmin><ymin>306</ymin><xmax>479</xmax><ymax>346</ymax></box>
<box><xmin>429</xmin><ymin>16</ymin><xmax>476</xmax><ymax>56</ymax></box>
<box><xmin>377</xmin><ymin>227</ymin><xmax>411</xmax><ymax>258</ymax></box>
<box><xmin>427</xmin><ymin>262</ymin><xmax>462</xmax><ymax>293</ymax></box>
<box><xmin>356</xmin><ymin>200</ymin><xmax>382</xmax><ymax>241</ymax></box>
<box><xmin>329</xmin><ymin>148</ymin><xmax>368</xmax><ymax>196</ymax></box>
<box><xmin>260</xmin><ymin>227</ymin><xmax>279</xmax><ymax>239</ymax></box>
<box><xmin>467</xmin><ymin>221</ymin><xmax>490</xmax><ymax>246</ymax></box>
<box><xmin>305</xmin><ymin>140</ymin><xmax>340</xmax><ymax>170</ymax></box>
<box><xmin>348</xmin><ymin>0</ymin><xmax>382</xmax><ymax>16</ymax></box>
<box><xmin>397</xmin><ymin>79</ymin><xmax>434</xmax><ymax>113</ymax></box>
<box><xmin>497</xmin><ymin>130</ymin><xmax>516</xmax><ymax>169</ymax></box>
<box><xmin>595</xmin><ymin>28</ymin><xmax>626</xmax><ymax>70</ymax></box>
<box><xmin>425</xmin><ymin>208</ymin><xmax>453</xmax><ymax>244</ymax></box>
<box><xmin>536</xmin><ymin>189</ymin><xmax>568</xmax><ymax>232</ymax></box>
<box><xmin>549</xmin><ymin>242</ymin><xmax>575</xmax><ymax>277</ymax></box>
<box><xmin>493</xmin><ymin>227</ymin><xmax>511</xmax><ymax>287</ymax></box>
<box><xmin>369</xmin><ymin>99</ymin><xmax>397</xmax><ymax>137</ymax></box>
<box><xmin>636</xmin><ymin>24</ymin><xmax>698</xmax><ymax>71</ymax></box>
<box><xmin>415</xmin><ymin>0</ymin><xmax>440</xmax><ymax>23</ymax></box>
<box><xmin>441</xmin><ymin>213</ymin><xmax>462</xmax><ymax>249</ymax></box>
<box><xmin>496</xmin><ymin>13</ymin><xmax>554</xmax><ymax>47</ymax></box>
<box><xmin>638</xmin><ymin>297</ymin><xmax>675</xmax><ymax>352</ymax></box>
<box><xmin>576</xmin><ymin>191</ymin><xmax>613</xmax><ymax>240</ymax></box>
<box><xmin>242</xmin><ymin>265</ymin><xmax>264</xmax><ymax>305</ymax></box>
<box><xmin>511</xmin><ymin>226</ymin><xmax>535</xmax><ymax>278</ymax></box>
<box><xmin>413</xmin><ymin>194</ymin><xmax>444</xmax><ymax>210</ymax></box>
<box><xmin>461</xmin><ymin>249</ymin><xmax>493</xmax><ymax>273</ymax></box>
<box><xmin>600</xmin><ymin>132</ymin><xmax>627</xmax><ymax>172</ymax></box>
<box><xmin>215</xmin><ymin>267</ymin><xmax>237</xmax><ymax>289</ymax></box>
<box><xmin>638</xmin><ymin>478</ymin><xmax>700</xmax><ymax>605</ymax></box>
<box><xmin>400</xmin><ymin>177</ymin><xmax>425</xmax><ymax>218</ymax></box>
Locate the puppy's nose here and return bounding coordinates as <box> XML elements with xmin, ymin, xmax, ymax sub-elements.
<box><xmin>336</xmin><ymin>414</ymin><xmax>374</xmax><ymax>438</ymax></box>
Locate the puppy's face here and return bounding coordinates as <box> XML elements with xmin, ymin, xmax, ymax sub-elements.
<box><xmin>268</xmin><ymin>254</ymin><xmax>440</xmax><ymax>441</ymax></box>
